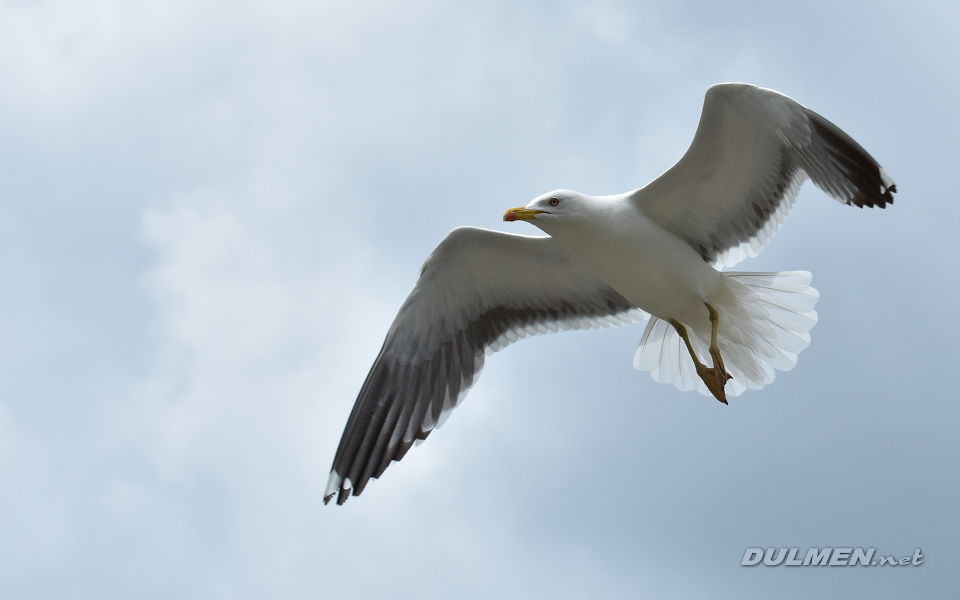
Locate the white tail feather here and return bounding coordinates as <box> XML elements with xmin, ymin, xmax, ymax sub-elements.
<box><xmin>633</xmin><ymin>271</ymin><xmax>819</xmax><ymax>397</ymax></box>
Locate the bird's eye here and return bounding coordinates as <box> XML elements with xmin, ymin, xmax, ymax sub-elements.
<box><xmin>549</xmin><ymin>197</ymin><xmax>560</xmax><ymax>206</ymax></box>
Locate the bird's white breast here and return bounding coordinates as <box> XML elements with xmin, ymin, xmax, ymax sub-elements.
<box><xmin>538</xmin><ymin>197</ymin><xmax>725</xmax><ymax>326</ymax></box>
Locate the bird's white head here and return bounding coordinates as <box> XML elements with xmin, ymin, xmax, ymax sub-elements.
<box><xmin>502</xmin><ymin>189</ymin><xmax>591</xmax><ymax>231</ymax></box>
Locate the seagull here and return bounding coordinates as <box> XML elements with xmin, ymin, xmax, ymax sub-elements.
<box><xmin>325</xmin><ymin>83</ymin><xmax>896</xmax><ymax>505</ymax></box>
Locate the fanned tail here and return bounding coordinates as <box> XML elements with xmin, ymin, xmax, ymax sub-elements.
<box><xmin>633</xmin><ymin>271</ymin><xmax>819</xmax><ymax>397</ymax></box>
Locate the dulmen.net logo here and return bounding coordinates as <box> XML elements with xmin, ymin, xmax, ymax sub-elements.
<box><xmin>741</xmin><ymin>547</ymin><xmax>923</xmax><ymax>567</ymax></box>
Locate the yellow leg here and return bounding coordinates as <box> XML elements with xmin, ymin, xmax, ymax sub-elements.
<box><xmin>670</xmin><ymin>318</ymin><xmax>729</xmax><ymax>405</ymax></box>
<box><xmin>706</xmin><ymin>303</ymin><xmax>730</xmax><ymax>389</ymax></box>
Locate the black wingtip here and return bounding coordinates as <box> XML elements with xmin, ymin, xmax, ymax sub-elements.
<box><xmin>324</xmin><ymin>470</ymin><xmax>350</xmax><ymax>506</ymax></box>
<box><xmin>807</xmin><ymin>113</ymin><xmax>898</xmax><ymax>210</ymax></box>
<box><xmin>337</xmin><ymin>485</ymin><xmax>351</xmax><ymax>505</ymax></box>
<box><xmin>848</xmin><ymin>179</ymin><xmax>896</xmax><ymax>209</ymax></box>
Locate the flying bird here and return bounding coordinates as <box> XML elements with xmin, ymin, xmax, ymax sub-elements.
<box><xmin>325</xmin><ymin>83</ymin><xmax>896</xmax><ymax>505</ymax></box>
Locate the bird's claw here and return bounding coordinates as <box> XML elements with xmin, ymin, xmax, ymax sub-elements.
<box><xmin>670</xmin><ymin>314</ymin><xmax>732</xmax><ymax>405</ymax></box>
<box><xmin>696</xmin><ymin>363</ymin><xmax>730</xmax><ymax>404</ymax></box>
<box><xmin>709</xmin><ymin>346</ymin><xmax>730</xmax><ymax>387</ymax></box>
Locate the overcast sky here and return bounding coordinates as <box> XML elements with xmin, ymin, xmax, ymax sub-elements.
<box><xmin>0</xmin><ymin>1</ymin><xmax>957</xmax><ymax>598</ymax></box>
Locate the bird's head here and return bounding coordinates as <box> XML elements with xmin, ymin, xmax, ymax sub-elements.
<box><xmin>502</xmin><ymin>190</ymin><xmax>588</xmax><ymax>230</ymax></box>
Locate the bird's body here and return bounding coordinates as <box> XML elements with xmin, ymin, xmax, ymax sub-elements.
<box><xmin>533</xmin><ymin>190</ymin><xmax>727</xmax><ymax>331</ymax></box>
<box><xmin>324</xmin><ymin>83</ymin><xmax>896</xmax><ymax>505</ymax></box>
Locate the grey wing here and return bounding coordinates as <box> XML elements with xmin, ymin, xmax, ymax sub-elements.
<box><xmin>636</xmin><ymin>83</ymin><xmax>897</xmax><ymax>267</ymax></box>
<box><xmin>325</xmin><ymin>227</ymin><xmax>645</xmax><ymax>505</ymax></box>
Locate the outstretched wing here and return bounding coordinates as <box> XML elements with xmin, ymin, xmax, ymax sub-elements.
<box><xmin>325</xmin><ymin>227</ymin><xmax>645</xmax><ymax>505</ymax></box>
<box><xmin>636</xmin><ymin>83</ymin><xmax>897</xmax><ymax>267</ymax></box>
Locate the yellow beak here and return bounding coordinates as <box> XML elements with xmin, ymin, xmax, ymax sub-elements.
<box><xmin>503</xmin><ymin>207</ymin><xmax>545</xmax><ymax>222</ymax></box>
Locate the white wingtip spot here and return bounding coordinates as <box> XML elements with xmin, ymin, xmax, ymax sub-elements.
<box><xmin>879</xmin><ymin>167</ymin><xmax>895</xmax><ymax>189</ymax></box>
<box><xmin>324</xmin><ymin>470</ymin><xmax>343</xmax><ymax>503</ymax></box>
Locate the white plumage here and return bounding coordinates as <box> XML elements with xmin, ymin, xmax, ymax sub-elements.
<box><xmin>634</xmin><ymin>271</ymin><xmax>818</xmax><ymax>397</ymax></box>
<box><xmin>325</xmin><ymin>83</ymin><xmax>895</xmax><ymax>505</ymax></box>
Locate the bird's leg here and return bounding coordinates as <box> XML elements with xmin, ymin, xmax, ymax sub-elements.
<box><xmin>705</xmin><ymin>303</ymin><xmax>731</xmax><ymax>389</ymax></box>
<box><xmin>670</xmin><ymin>318</ymin><xmax>729</xmax><ymax>405</ymax></box>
